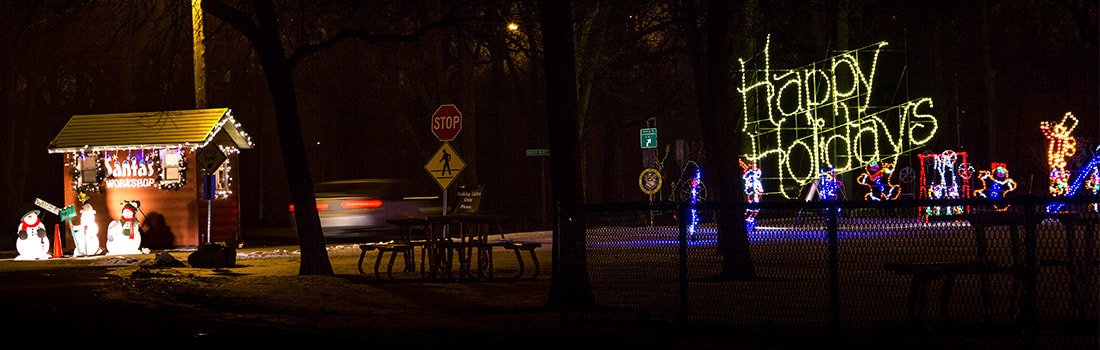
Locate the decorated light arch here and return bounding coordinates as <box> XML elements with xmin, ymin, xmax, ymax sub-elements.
<box><xmin>918</xmin><ymin>150</ymin><xmax>971</xmax><ymax>218</ymax></box>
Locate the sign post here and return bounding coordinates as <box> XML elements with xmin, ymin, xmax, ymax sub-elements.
<box><xmin>196</xmin><ymin>144</ymin><xmax>227</xmax><ymax>244</ymax></box>
<box><xmin>429</xmin><ymin>104</ymin><xmax>463</xmax><ymax>216</ymax></box>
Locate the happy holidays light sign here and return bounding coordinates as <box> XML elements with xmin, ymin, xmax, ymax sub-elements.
<box><xmin>738</xmin><ymin>36</ymin><xmax>939</xmax><ymax>199</ymax></box>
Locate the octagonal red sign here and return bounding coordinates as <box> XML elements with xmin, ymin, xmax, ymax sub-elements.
<box><xmin>431</xmin><ymin>104</ymin><xmax>462</xmax><ymax>141</ymax></box>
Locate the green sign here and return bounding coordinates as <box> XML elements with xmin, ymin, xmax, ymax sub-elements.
<box><xmin>59</xmin><ymin>205</ymin><xmax>77</xmax><ymax>222</ymax></box>
<box><xmin>640</xmin><ymin>128</ymin><xmax>657</xmax><ymax>149</ymax></box>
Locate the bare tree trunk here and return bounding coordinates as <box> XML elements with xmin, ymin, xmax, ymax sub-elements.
<box><xmin>540</xmin><ymin>0</ymin><xmax>594</xmax><ymax>309</ymax></box>
<box><xmin>685</xmin><ymin>0</ymin><xmax>755</xmax><ymax>280</ymax></box>
<box><xmin>204</xmin><ymin>0</ymin><xmax>332</xmax><ymax>275</ymax></box>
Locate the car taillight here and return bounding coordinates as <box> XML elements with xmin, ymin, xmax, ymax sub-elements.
<box><xmin>289</xmin><ymin>203</ymin><xmax>331</xmax><ymax>212</ymax></box>
<box><xmin>342</xmin><ymin>199</ymin><xmax>383</xmax><ymax>209</ymax></box>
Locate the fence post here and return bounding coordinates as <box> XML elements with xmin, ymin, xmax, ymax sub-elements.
<box><xmin>826</xmin><ymin>202</ymin><xmax>840</xmax><ymax>336</ymax></box>
<box><xmin>677</xmin><ymin>202</ymin><xmax>690</xmax><ymax>325</ymax></box>
<box><xmin>1022</xmin><ymin>198</ymin><xmax>1040</xmax><ymax>348</ymax></box>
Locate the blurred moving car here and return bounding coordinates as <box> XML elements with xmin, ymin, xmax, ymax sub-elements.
<box><xmin>289</xmin><ymin>178</ymin><xmax>443</xmax><ymax>238</ymax></box>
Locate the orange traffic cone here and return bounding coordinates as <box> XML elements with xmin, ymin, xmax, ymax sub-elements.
<box><xmin>52</xmin><ymin>224</ymin><xmax>63</xmax><ymax>258</ymax></box>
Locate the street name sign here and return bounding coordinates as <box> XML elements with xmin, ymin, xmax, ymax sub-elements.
<box><xmin>640</xmin><ymin>128</ymin><xmax>657</xmax><ymax>149</ymax></box>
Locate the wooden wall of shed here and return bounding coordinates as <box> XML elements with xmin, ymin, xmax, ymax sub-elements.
<box><xmin>61</xmin><ymin>149</ymin><xmax>242</xmax><ymax>252</ymax></box>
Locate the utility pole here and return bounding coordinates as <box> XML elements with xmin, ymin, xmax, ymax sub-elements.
<box><xmin>192</xmin><ymin>0</ymin><xmax>207</xmax><ymax>109</ymax></box>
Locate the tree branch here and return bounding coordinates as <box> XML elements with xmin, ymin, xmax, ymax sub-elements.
<box><xmin>287</xmin><ymin>17</ymin><xmax>469</xmax><ymax>69</ymax></box>
<box><xmin>201</xmin><ymin>0</ymin><xmax>262</xmax><ymax>46</ymax></box>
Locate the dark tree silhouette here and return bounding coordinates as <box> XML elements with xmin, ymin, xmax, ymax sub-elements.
<box><xmin>683</xmin><ymin>0</ymin><xmax>756</xmax><ymax>279</ymax></box>
<box><xmin>200</xmin><ymin>0</ymin><xmax>481</xmax><ymax>275</ymax></box>
<box><xmin>539</xmin><ymin>0</ymin><xmax>595</xmax><ymax>309</ymax></box>
<box><xmin>202</xmin><ymin>0</ymin><xmax>332</xmax><ymax>274</ymax></box>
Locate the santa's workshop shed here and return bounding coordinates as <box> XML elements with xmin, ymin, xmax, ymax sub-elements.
<box><xmin>47</xmin><ymin>108</ymin><xmax>253</xmax><ymax>252</ymax></box>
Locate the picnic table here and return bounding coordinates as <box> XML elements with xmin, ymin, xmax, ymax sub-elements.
<box><xmin>886</xmin><ymin>210</ymin><xmax>1098</xmax><ymax>329</ymax></box>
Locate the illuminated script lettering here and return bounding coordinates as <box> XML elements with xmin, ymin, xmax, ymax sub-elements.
<box><xmin>738</xmin><ymin>36</ymin><xmax>939</xmax><ymax>199</ymax></box>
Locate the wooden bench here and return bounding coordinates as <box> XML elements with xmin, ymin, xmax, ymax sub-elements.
<box><xmin>489</xmin><ymin>241</ymin><xmax>542</xmax><ymax>280</ymax></box>
<box><xmin>358</xmin><ymin>243</ymin><xmax>415</xmax><ymax>280</ymax></box>
<box><xmin>883</xmin><ymin>261</ymin><xmax>1020</xmax><ymax>330</ymax></box>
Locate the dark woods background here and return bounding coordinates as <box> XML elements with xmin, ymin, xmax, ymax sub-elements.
<box><xmin>0</xmin><ymin>1</ymin><xmax>1096</xmax><ymax>249</ymax></box>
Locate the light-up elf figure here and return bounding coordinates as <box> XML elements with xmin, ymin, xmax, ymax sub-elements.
<box><xmin>856</xmin><ymin>158</ymin><xmax>899</xmax><ymax>201</ymax></box>
<box><xmin>740</xmin><ymin>159</ymin><xmax>763</xmax><ymax>231</ymax></box>
<box><xmin>1086</xmin><ymin>162</ymin><xmax>1100</xmax><ymax>213</ymax></box>
<box><xmin>106</xmin><ymin>201</ymin><xmax>145</xmax><ymax>255</ymax></box>
<box><xmin>1041</xmin><ymin>112</ymin><xmax>1077</xmax><ymax>210</ymax></box>
<box><xmin>973</xmin><ymin>162</ymin><xmax>1017</xmax><ymax>211</ymax></box>
<box><xmin>15</xmin><ymin>209</ymin><xmax>51</xmax><ymax>261</ymax></box>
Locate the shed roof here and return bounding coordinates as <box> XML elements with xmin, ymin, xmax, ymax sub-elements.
<box><xmin>47</xmin><ymin>108</ymin><xmax>253</xmax><ymax>154</ymax></box>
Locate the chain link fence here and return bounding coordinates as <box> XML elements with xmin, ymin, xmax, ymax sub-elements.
<box><xmin>559</xmin><ymin>196</ymin><xmax>1099</xmax><ymax>348</ymax></box>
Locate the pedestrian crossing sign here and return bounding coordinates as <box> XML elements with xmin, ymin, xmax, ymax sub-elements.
<box><xmin>424</xmin><ymin>142</ymin><xmax>465</xmax><ymax>190</ymax></box>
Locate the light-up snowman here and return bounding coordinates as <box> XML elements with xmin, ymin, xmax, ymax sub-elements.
<box><xmin>71</xmin><ymin>203</ymin><xmax>102</xmax><ymax>256</ymax></box>
<box><xmin>15</xmin><ymin>209</ymin><xmax>50</xmax><ymax>261</ymax></box>
<box><xmin>106</xmin><ymin>201</ymin><xmax>144</xmax><ymax>255</ymax></box>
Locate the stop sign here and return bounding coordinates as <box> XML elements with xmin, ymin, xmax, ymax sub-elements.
<box><xmin>431</xmin><ymin>104</ymin><xmax>462</xmax><ymax>141</ymax></box>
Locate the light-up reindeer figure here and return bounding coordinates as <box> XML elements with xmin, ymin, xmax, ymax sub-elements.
<box><xmin>856</xmin><ymin>158</ymin><xmax>900</xmax><ymax>201</ymax></box>
<box><xmin>740</xmin><ymin>159</ymin><xmax>762</xmax><ymax>231</ymax></box>
<box><xmin>973</xmin><ymin>162</ymin><xmax>1017</xmax><ymax>211</ymax></box>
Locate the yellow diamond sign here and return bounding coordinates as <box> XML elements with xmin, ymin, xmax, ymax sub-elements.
<box><xmin>424</xmin><ymin>142</ymin><xmax>465</xmax><ymax>190</ymax></box>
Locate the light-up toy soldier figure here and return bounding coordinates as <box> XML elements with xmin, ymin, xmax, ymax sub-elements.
<box><xmin>15</xmin><ymin>209</ymin><xmax>50</xmax><ymax>261</ymax></box>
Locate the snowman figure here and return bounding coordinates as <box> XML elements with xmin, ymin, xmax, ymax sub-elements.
<box><xmin>15</xmin><ymin>209</ymin><xmax>51</xmax><ymax>261</ymax></box>
<box><xmin>72</xmin><ymin>203</ymin><xmax>102</xmax><ymax>257</ymax></box>
<box><xmin>106</xmin><ymin>201</ymin><xmax>144</xmax><ymax>255</ymax></box>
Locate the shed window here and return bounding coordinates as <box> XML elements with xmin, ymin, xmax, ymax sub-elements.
<box><xmin>216</xmin><ymin>165</ymin><xmax>230</xmax><ymax>194</ymax></box>
<box><xmin>161</xmin><ymin>149</ymin><xmax>182</xmax><ymax>182</ymax></box>
<box><xmin>80</xmin><ymin>156</ymin><xmax>98</xmax><ymax>184</ymax></box>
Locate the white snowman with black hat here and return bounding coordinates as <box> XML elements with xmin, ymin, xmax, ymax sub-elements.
<box><xmin>106</xmin><ymin>200</ymin><xmax>145</xmax><ymax>255</ymax></box>
<box><xmin>15</xmin><ymin>209</ymin><xmax>51</xmax><ymax>261</ymax></box>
